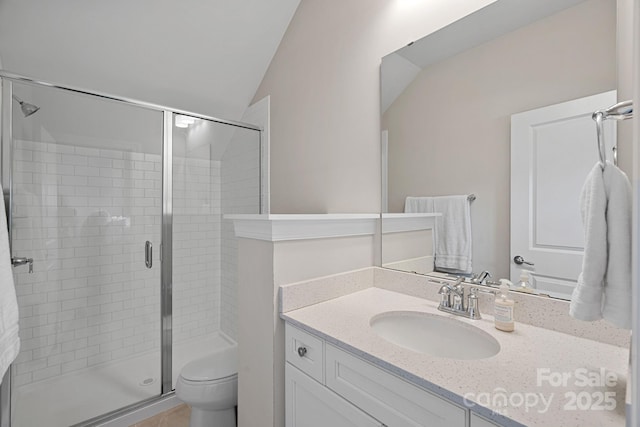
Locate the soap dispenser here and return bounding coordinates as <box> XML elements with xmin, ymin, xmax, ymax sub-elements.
<box><xmin>494</xmin><ymin>279</ymin><xmax>515</xmax><ymax>332</ymax></box>
<box><xmin>516</xmin><ymin>270</ymin><xmax>534</xmax><ymax>293</ymax></box>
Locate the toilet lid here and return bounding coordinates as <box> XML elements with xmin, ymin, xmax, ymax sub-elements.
<box><xmin>181</xmin><ymin>344</ymin><xmax>238</xmax><ymax>382</ymax></box>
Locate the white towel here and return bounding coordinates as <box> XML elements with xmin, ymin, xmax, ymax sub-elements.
<box><xmin>0</xmin><ymin>182</ymin><xmax>20</xmax><ymax>382</ymax></box>
<box><xmin>405</xmin><ymin>195</ymin><xmax>472</xmax><ymax>274</ymax></box>
<box><xmin>602</xmin><ymin>162</ymin><xmax>632</xmax><ymax>328</ymax></box>
<box><xmin>569</xmin><ymin>162</ymin><xmax>632</xmax><ymax>329</ymax></box>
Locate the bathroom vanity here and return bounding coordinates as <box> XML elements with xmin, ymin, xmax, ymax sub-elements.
<box><xmin>280</xmin><ymin>269</ymin><xmax>628</xmax><ymax>427</ymax></box>
<box><xmin>284</xmin><ymin>322</ymin><xmax>488</xmax><ymax>427</ymax></box>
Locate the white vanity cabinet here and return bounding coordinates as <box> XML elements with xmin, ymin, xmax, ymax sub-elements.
<box><xmin>286</xmin><ymin>364</ymin><xmax>383</xmax><ymax>427</ymax></box>
<box><xmin>285</xmin><ymin>323</ymin><xmax>479</xmax><ymax>427</ymax></box>
<box><xmin>285</xmin><ymin>324</ymin><xmax>383</xmax><ymax>426</ymax></box>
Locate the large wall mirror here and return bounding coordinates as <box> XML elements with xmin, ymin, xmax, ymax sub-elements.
<box><xmin>380</xmin><ymin>0</ymin><xmax>628</xmax><ymax>300</ymax></box>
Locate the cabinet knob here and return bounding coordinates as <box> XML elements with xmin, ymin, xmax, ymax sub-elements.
<box><xmin>297</xmin><ymin>346</ymin><xmax>307</xmax><ymax>357</ymax></box>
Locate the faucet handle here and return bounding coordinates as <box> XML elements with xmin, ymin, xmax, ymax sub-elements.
<box><xmin>438</xmin><ymin>285</ymin><xmax>452</xmax><ymax>308</ymax></box>
<box><xmin>467</xmin><ymin>289</ymin><xmax>481</xmax><ymax>319</ymax></box>
<box><xmin>452</xmin><ymin>293</ymin><xmax>464</xmax><ymax>311</ymax></box>
<box><xmin>466</xmin><ymin>287</ymin><xmax>498</xmax><ymax>320</ymax></box>
<box><xmin>453</xmin><ymin>277</ymin><xmax>465</xmax><ymax>295</ymax></box>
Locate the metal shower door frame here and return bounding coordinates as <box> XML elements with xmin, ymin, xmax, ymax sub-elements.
<box><xmin>0</xmin><ymin>74</ymin><xmax>14</xmax><ymax>427</ymax></box>
<box><xmin>0</xmin><ymin>70</ymin><xmax>262</xmax><ymax>427</ymax></box>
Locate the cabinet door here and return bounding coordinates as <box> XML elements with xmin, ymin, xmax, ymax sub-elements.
<box><xmin>325</xmin><ymin>344</ymin><xmax>467</xmax><ymax>427</ymax></box>
<box><xmin>286</xmin><ymin>363</ymin><xmax>383</xmax><ymax>427</ymax></box>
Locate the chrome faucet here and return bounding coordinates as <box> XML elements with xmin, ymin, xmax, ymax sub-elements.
<box><xmin>451</xmin><ymin>279</ymin><xmax>465</xmax><ymax>311</ymax></box>
<box><xmin>437</xmin><ymin>278</ymin><xmax>496</xmax><ymax>320</ymax></box>
<box><xmin>12</xmin><ymin>256</ymin><xmax>33</xmax><ymax>273</ymax></box>
<box><xmin>473</xmin><ymin>270</ymin><xmax>491</xmax><ymax>285</ymax></box>
<box><xmin>437</xmin><ymin>277</ymin><xmax>466</xmax><ymax>314</ymax></box>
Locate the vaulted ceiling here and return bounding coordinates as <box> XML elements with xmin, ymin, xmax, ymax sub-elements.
<box><xmin>0</xmin><ymin>0</ymin><xmax>300</xmax><ymax>121</ymax></box>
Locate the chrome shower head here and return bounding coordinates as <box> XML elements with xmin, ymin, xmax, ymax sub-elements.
<box><xmin>12</xmin><ymin>95</ymin><xmax>40</xmax><ymax>117</ymax></box>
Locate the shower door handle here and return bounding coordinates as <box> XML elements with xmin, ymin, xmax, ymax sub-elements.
<box><xmin>145</xmin><ymin>241</ymin><xmax>153</xmax><ymax>269</ymax></box>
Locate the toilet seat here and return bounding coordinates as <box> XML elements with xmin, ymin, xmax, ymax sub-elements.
<box><xmin>179</xmin><ymin>373</ymin><xmax>238</xmax><ymax>386</ymax></box>
<box><xmin>179</xmin><ymin>344</ymin><xmax>237</xmax><ymax>382</ymax></box>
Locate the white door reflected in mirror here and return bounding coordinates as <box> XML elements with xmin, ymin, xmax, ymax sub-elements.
<box><xmin>510</xmin><ymin>91</ymin><xmax>617</xmax><ymax>299</ymax></box>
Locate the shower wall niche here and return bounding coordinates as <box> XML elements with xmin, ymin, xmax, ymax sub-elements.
<box><xmin>2</xmin><ymin>76</ymin><xmax>261</xmax><ymax>427</ymax></box>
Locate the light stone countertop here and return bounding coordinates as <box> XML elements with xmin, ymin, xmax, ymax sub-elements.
<box><xmin>282</xmin><ymin>287</ymin><xmax>628</xmax><ymax>427</ymax></box>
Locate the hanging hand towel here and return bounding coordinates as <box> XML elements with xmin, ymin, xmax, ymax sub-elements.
<box><xmin>405</xmin><ymin>195</ymin><xmax>472</xmax><ymax>274</ymax></box>
<box><xmin>0</xmin><ymin>181</ymin><xmax>20</xmax><ymax>382</ymax></box>
<box><xmin>601</xmin><ymin>162</ymin><xmax>632</xmax><ymax>328</ymax></box>
<box><xmin>569</xmin><ymin>163</ymin><xmax>607</xmax><ymax>322</ymax></box>
<box><xmin>569</xmin><ymin>162</ymin><xmax>632</xmax><ymax>329</ymax></box>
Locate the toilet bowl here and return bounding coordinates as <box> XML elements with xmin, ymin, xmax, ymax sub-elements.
<box><xmin>176</xmin><ymin>344</ymin><xmax>238</xmax><ymax>427</ymax></box>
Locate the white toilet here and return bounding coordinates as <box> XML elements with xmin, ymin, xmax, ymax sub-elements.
<box><xmin>176</xmin><ymin>344</ymin><xmax>238</xmax><ymax>427</ymax></box>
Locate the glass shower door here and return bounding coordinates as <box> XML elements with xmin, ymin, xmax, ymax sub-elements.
<box><xmin>170</xmin><ymin>114</ymin><xmax>261</xmax><ymax>387</ymax></box>
<box><xmin>6</xmin><ymin>81</ymin><xmax>164</xmax><ymax>427</ymax></box>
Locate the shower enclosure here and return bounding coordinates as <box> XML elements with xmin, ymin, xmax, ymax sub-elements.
<box><xmin>0</xmin><ymin>72</ymin><xmax>261</xmax><ymax>426</ymax></box>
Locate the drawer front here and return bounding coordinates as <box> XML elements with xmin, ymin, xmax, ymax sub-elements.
<box><xmin>325</xmin><ymin>344</ymin><xmax>467</xmax><ymax>427</ymax></box>
<box><xmin>285</xmin><ymin>323</ymin><xmax>325</xmax><ymax>383</ymax></box>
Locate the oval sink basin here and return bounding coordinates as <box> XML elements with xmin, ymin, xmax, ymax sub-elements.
<box><xmin>370</xmin><ymin>311</ymin><xmax>500</xmax><ymax>360</ymax></box>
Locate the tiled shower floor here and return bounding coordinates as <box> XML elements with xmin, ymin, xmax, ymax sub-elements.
<box><xmin>12</xmin><ymin>334</ymin><xmax>233</xmax><ymax>427</ymax></box>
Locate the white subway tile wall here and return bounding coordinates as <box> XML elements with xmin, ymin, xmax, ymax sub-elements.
<box><xmin>9</xmin><ymin>133</ymin><xmax>263</xmax><ymax>388</ymax></box>
<box><xmin>172</xmin><ymin>156</ymin><xmax>221</xmax><ymax>343</ymax></box>
<box><xmin>220</xmin><ymin>129</ymin><xmax>261</xmax><ymax>341</ymax></box>
<box><xmin>12</xmin><ymin>140</ymin><xmax>162</xmax><ymax>387</ymax></box>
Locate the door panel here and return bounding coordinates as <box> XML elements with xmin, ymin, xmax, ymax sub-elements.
<box><xmin>510</xmin><ymin>90</ymin><xmax>616</xmax><ymax>298</ymax></box>
<box><xmin>170</xmin><ymin>114</ymin><xmax>261</xmax><ymax>388</ymax></box>
<box><xmin>7</xmin><ymin>81</ymin><xmax>163</xmax><ymax>427</ymax></box>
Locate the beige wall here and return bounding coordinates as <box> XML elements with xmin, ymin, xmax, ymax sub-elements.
<box><xmin>382</xmin><ymin>0</ymin><xmax>616</xmax><ymax>278</ymax></box>
<box><xmin>253</xmin><ymin>0</ymin><xmax>496</xmax><ymax>214</ymax></box>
